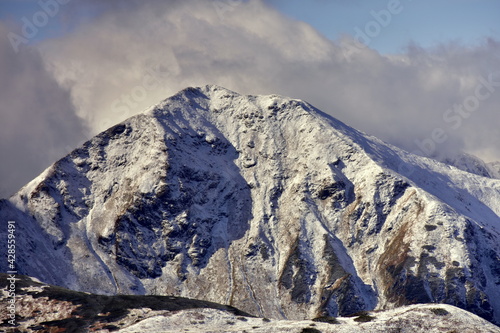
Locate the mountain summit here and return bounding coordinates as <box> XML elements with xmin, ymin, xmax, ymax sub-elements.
<box><xmin>1</xmin><ymin>85</ymin><xmax>500</xmax><ymax>324</ymax></box>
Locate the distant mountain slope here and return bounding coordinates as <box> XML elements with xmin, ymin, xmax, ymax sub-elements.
<box><xmin>1</xmin><ymin>86</ymin><xmax>499</xmax><ymax>325</ymax></box>
<box><xmin>440</xmin><ymin>152</ymin><xmax>500</xmax><ymax>179</ymax></box>
<box><xmin>2</xmin><ymin>274</ymin><xmax>498</xmax><ymax>333</ymax></box>
<box><xmin>489</xmin><ymin>161</ymin><xmax>500</xmax><ymax>178</ymax></box>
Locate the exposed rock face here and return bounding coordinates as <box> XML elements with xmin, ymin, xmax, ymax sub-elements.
<box><xmin>1</xmin><ymin>86</ymin><xmax>499</xmax><ymax>324</ymax></box>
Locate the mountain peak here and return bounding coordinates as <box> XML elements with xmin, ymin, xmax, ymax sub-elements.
<box><xmin>1</xmin><ymin>86</ymin><xmax>500</xmax><ymax>325</ymax></box>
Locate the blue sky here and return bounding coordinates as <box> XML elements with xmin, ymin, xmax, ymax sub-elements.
<box><xmin>1</xmin><ymin>0</ymin><xmax>499</xmax><ymax>53</ymax></box>
<box><xmin>267</xmin><ymin>0</ymin><xmax>500</xmax><ymax>54</ymax></box>
<box><xmin>0</xmin><ymin>0</ymin><xmax>95</xmax><ymax>43</ymax></box>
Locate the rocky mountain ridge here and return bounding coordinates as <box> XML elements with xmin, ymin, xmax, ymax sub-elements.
<box><xmin>2</xmin><ymin>274</ymin><xmax>499</xmax><ymax>333</ymax></box>
<box><xmin>1</xmin><ymin>85</ymin><xmax>499</xmax><ymax>325</ymax></box>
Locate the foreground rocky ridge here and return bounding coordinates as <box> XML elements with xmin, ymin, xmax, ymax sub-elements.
<box><xmin>0</xmin><ymin>86</ymin><xmax>499</xmax><ymax>325</ymax></box>
<box><xmin>1</xmin><ymin>274</ymin><xmax>499</xmax><ymax>333</ymax></box>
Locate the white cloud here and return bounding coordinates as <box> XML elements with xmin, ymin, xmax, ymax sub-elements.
<box><xmin>0</xmin><ymin>22</ymin><xmax>87</xmax><ymax>198</ymax></box>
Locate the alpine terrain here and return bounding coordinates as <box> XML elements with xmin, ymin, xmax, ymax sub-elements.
<box><xmin>1</xmin><ymin>85</ymin><xmax>500</xmax><ymax>329</ymax></box>
<box><xmin>2</xmin><ymin>274</ymin><xmax>499</xmax><ymax>332</ymax></box>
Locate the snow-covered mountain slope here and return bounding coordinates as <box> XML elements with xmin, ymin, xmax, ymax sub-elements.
<box><xmin>118</xmin><ymin>305</ymin><xmax>500</xmax><ymax>333</ymax></box>
<box><xmin>2</xmin><ymin>274</ymin><xmax>499</xmax><ymax>333</ymax></box>
<box><xmin>439</xmin><ymin>152</ymin><xmax>500</xmax><ymax>179</ymax></box>
<box><xmin>1</xmin><ymin>85</ymin><xmax>499</xmax><ymax>325</ymax></box>
<box><xmin>488</xmin><ymin>161</ymin><xmax>500</xmax><ymax>179</ymax></box>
